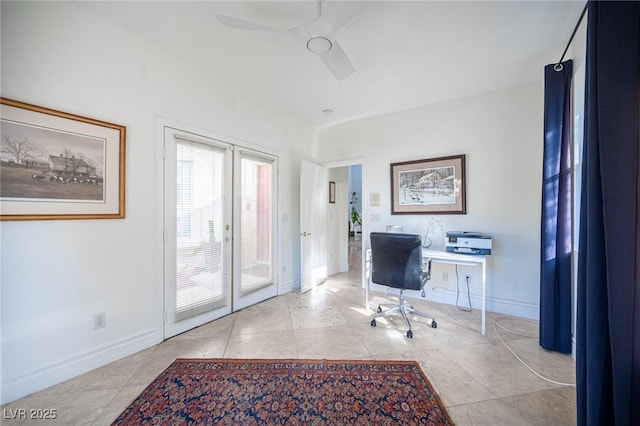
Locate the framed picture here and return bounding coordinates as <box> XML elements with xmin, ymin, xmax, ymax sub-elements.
<box><xmin>390</xmin><ymin>154</ymin><xmax>466</xmax><ymax>214</ymax></box>
<box><xmin>0</xmin><ymin>98</ymin><xmax>126</xmax><ymax>220</ymax></box>
<box><xmin>328</xmin><ymin>181</ymin><xmax>336</xmax><ymax>204</ymax></box>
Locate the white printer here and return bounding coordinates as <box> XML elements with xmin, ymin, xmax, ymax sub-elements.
<box><xmin>445</xmin><ymin>231</ymin><xmax>492</xmax><ymax>255</ymax></box>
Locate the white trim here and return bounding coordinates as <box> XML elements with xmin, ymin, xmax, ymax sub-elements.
<box><xmin>368</xmin><ymin>282</ymin><xmax>539</xmax><ymax>320</ymax></box>
<box><xmin>278</xmin><ymin>278</ymin><xmax>301</xmax><ymax>294</ymax></box>
<box><xmin>322</xmin><ymin>157</ymin><xmax>365</xmax><ymax>168</ymax></box>
<box><xmin>1</xmin><ymin>328</ymin><xmax>161</xmax><ymax>405</ymax></box>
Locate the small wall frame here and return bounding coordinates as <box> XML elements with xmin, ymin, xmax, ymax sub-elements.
<box><xmin>329</xmin><ymin>181</ymin><xmax>336</xmax><ymax>204</ymax></box>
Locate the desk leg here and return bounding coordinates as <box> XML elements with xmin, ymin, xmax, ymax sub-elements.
<box><xmin>364</xmin><ymin>256</ymin><xmax>370</xmax><ymax>311</ymax></box>
<box><xmin>481</xmin><ymin>260</ymin><xmax>486</xmax><ymax>335</ymax></box>
<box><xmin>365</xmin><ymin>277</ymin><xmax>369</xmax><ymax>311</ymax></box>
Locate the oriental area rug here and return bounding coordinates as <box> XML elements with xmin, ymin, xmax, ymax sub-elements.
<box><xmin>112</xmin><ymin>358</ymin><xmax>454</xmax><ymax>425</ymax></box>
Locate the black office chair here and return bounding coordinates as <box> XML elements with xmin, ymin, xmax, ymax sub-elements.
<box><xmin>369</xmin><ymin>232</ymin><xmax>437</xmax><ymax>338</ymax></box>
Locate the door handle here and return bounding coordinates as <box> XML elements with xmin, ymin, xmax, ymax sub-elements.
<box><xmin>300</xmin><ymin>232</ymin><xmax>312</xmax><ymax>237</ymax></box>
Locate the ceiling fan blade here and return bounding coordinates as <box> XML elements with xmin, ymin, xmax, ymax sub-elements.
<box><xmin>319</xmin><ymin>40</ymin><xmax>355</xmax><ymax>81</ymax></box>
<box><xmin>216</xmin><ymin>14</ymin><xmax>284</xmax><ymax>34</ymax></box>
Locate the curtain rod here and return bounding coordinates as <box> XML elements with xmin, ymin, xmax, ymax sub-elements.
<box><xmin>554</xmin><ymin>2</ymin><xmax>589</xmax><ymax>72</ymax></box>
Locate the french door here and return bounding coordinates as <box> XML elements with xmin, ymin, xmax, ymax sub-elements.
<box><xmin>163</xmin><ymin>126</ymin><xmax>277</xmax><ymax>338</ymax></box>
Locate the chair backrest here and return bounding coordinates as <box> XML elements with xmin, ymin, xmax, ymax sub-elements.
<box><xmin>370</xmin><ymin>232</ymin><xmax>425</xmax><ymax>291</ymax></box>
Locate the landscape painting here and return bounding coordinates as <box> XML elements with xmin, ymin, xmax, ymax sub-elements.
<box><xmin>0</xmin><ymin>98</ymin><xmax>125</xmax><ymax>220</ymax></box>
<box><xmin>1</xmin><ymin>120</ymin><xmax>106</xmax><ymax>201</ymax></box>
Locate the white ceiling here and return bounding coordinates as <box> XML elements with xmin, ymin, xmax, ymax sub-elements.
<box><xmin>76</xmin><ymin>1</ymin><xmax>585</xmax><ymax>128</ymax></box>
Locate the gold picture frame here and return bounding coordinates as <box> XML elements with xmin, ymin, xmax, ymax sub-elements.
<box><xmin>0</xmin><ymin>98</ymin><xmax>126</xmax><ymax>220</ymax></box>
<box><xmin>390</xmin><ymin>154</ymin><xmax>466</xmax><ymax>214</ymax></box>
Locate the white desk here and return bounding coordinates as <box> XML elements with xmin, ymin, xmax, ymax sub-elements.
<box><xmin>422</xmin><ymin>249</ymin><xmax>487</xmax><ymax>335</ymax></box>
<box><xmin>365</xmin><ymin>248</ymin><xmax>488</xmax><ymax>335</ymax></box>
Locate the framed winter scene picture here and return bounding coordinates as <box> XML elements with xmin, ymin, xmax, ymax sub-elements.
<box><xmin>390</xmin><ymin>154</ymin><xmax>466</xmax><ymax>215</ymax></box>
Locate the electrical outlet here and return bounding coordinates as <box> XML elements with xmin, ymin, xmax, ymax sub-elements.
<box><xmin>94</xmin><ymin>312</ymin><xmax>106</xmax><ymax>329</ymax></box>
<box><xmin>442</xmin><ymin>272</ymin><xmax>448</xmax><ymax>281</ymax></box>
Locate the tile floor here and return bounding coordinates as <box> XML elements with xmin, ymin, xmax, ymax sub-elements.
<box><xmin>1</xmin><ymin>270</ymin><xmax>576</xmax><ymax>425</ymax></box>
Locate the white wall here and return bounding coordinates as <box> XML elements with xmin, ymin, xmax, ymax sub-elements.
<box><xmin>0</xmin><ymin>1</ymin><xmax>314</xmax><ymax>403</ymax></box>
<box><xmin>318</xmin><ymin>82</ymin><xmax>544</xmax><ymax>318</ymax></box>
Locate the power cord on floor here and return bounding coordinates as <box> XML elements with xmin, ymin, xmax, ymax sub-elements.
<box><xmin>492</xmin><ymin>316</ymin><xmax>575</xmax><ymax>387</ymax></box>
<box><xmin>455</xmin><ymin>265</ymin><xmax>472</xmax><ymax>312</ymax></box>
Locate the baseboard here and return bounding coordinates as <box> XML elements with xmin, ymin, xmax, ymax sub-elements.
<box><xmin>279</xmin><ymin>278</ymin><xmax>300</xmax><ymax>294</ymax></box>
<box><xmin>326</xmin><ymin>262</ymin><xmax>344</xmax><ymax>277</ymax></box>
<box><xmin>368</xmin><ymin>283</ymin><xmax>539</xmax><ymax>320</ymax></box>
<box><xmin>1</xmin><ymin>328</ymin><xmax>161</xmax><ymax>405</ymax></box>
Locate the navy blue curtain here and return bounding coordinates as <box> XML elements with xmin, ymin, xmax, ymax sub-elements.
<box><xmin>577</xmin><ymin>1</ymin><xmax>640</xmax><ymax>425</ymax></box>
<box><xmin>540</xmin><ymin>59</ymin><xmax>573</xmax><ymax>354</ymax></box>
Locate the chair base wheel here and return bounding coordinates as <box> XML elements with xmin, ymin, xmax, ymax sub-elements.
<box><xmin>406</xmin><ymin>330</ymin><xmax>413</xmax><ymax>338</ymax></box>
<box><xmin>377</xmin><ymin>306</ymin><xmax>382</xmax><ymax>314</ymax></box>
<box><xmin>370</xmin><ymin>319</ymin><xmax>377</xmax><ymax>327</ymax></box>
<box><xmin>431</xmin><ymin>321</ymin><xmax>437</xmax><ymax>328</ymax></box>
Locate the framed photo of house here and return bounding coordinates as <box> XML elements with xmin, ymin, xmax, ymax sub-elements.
<box><xmin>390</xmin><ymin>154</ymin><xmax>466</xmax><ymax>214</ymax></box>
<box><xmin>0</xmin><ymin>98</ymin><xmax>126</xmax><ymax>220</ymax></box>
<box><xmin>328</xmin><ymin>181</ymin><xmax>336</xmax><ymax>204</ymax></box>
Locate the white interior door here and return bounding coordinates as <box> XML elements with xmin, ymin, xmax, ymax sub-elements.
<box><xmin>164</xmin><ymin>128</ymin><xmax>232</xmax><ymax>338</ymax></box>
<box><xmin>300</xmin><ymin>160</ymin><xmax>327</xmax><ymax>293</ymax></box>
<box><xmin>233</xmin><ymin>149</ymin><xmax>278</xmax><ymax>310</ymax></box>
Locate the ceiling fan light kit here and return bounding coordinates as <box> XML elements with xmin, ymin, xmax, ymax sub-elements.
<box><xmin>307</xmin><ymin>36</ymin><xmax>333</xmax><ymax>54</ymax></box>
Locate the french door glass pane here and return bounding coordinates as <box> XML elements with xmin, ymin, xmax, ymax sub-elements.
<box><xmin>175</xmin><ymin>140</ymin><xmax>226</xmax><ymax>321</ymax></box>
<box><xmin>239</xmin><ymin>155</ymin><xmax>273</xmax><ymax>296</ymax></box>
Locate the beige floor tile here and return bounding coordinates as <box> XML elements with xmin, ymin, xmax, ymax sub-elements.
<box><xmin>447</xmin><ymin>398</ymin><xmax>535</xmax><ymax>426</ymax></box>
<box><xmin>0</xmin><ymin>389</ymin><xmax>119</xmax><ymax>426</ymax></box>
<box><xmin>1</xmin><ymin>267</ymin><xmax>576</xmax><ymax>426</ymax></box>
<box><xmin>289</xmin><ymin>304</ymin><xmax>349</xmax><ymax>329</ymax></box>
<box><xmin>90</xmin><ymin>384</ymin><xmax>148</xmax><ymax>426</ymax></box>
<box><xmin>125</xmin><ymin>337</ymin><xmax>228</xmax><ymax>386</ymax></box>
<box><xmin>285</xmin><ymin>286</ymin><xmax>335</xmax><ymax>309</ymax></box>
<box><xmin>38</xmin><ymin>347</ymin><xmax>155</xmax><ymax>396</ymax></box>
<box><xmin>224</xmin><ymin>330</ymin><xmax>297</xmax><ymax>359</ymax></box>
<box><xmin>169</xmin><ymin>313</ymin><xmax>236</xmax><ymax>341</ymax></box>
<box><xmin>412</xmin><ymin>349</ymin><xmax>498</xmax><ymax>407</ymax></box>
<box><xmin>438</xmin><ymin>341</ymin><xmax>564</xmax><ymax>398</ymax></box>
<box><xmin>500</xmin><ymin>386</ymin><xmax>576</xmax><ymax>425</ymax></box>
<box><xmin>498</xmin><ymin>338</ymin><xmax>576</xmax><ymax>386</ymax></box>
<box><xmin>231</xmin><ymin>305</ymin><xmax>292</xmax><ymax>334</ymax></box>
<box><xmin>293</xmin><ymin>325</ymin><xmax>371</xmax><ymax>359</ymax></box>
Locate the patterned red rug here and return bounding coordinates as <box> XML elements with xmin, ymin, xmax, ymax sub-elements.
<box><xmin>112</xmin><ymin>358</ymin><xmax>454</xmax><ymax>425</ymax></box>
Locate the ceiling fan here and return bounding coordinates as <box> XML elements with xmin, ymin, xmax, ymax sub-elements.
<box><xmin>215</xmin><ymin>1</ymin><xmax>367</xmax><ymax>81</ymax></box>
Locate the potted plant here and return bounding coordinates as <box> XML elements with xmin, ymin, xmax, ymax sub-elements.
<box><xmin>350</xmin><ymin>191</ymin><xmax>362</xmax><ymax>239</ymax></box>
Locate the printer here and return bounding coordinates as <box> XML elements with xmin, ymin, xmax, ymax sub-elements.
<box><xmin>445</xmin><ymin>231</ymin><xmax>492</xmax><ymax>255</ymax></box>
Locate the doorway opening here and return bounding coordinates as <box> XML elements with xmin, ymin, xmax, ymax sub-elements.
<box><xmin>326</xmin><ymin>162</ymin><xmax>363</xmax><ymax>283</ymax></box>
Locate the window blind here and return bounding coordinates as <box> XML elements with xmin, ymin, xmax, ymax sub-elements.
<box><xmin>175</xmin><ymin>139</ymin><xmax>227</xmax><ymax>321</ymax></box>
